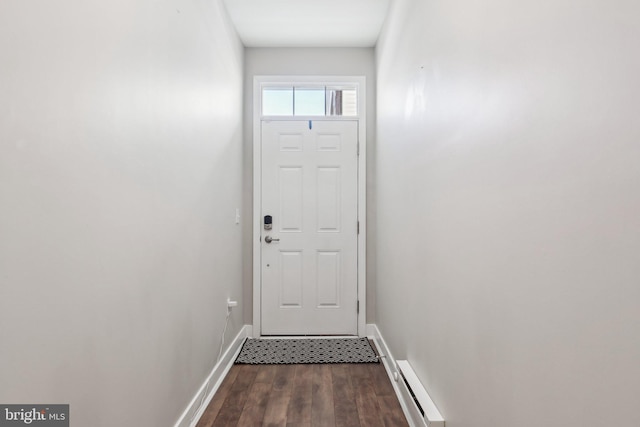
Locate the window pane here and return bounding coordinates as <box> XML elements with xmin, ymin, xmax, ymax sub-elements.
<box><xmin>262</xmin><ymin>86</ymin><xmax>358</xmax><ymax>117</ymax></box>
<box><xmin>294</xmin><ymin>88</ymin><xmax>325</xmax><ymax>116</ymax></box>
<box><xmin>327</xmin><ymin>88</ymin><xmax>358</xmax><ymax>116</ymax></box>
<box><xmin>263</xmin><ymin>88</ymin><xmax>293</xmax><ymax>116</ymax></box>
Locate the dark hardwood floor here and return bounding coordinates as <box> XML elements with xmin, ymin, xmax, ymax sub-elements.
<box><xmin>196</xmin><ymin>361</ymin><xmax>409</xmax><ymax>426</ymax></box>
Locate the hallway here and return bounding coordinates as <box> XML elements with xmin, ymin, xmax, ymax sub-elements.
<box><xmin>2</xmin><ymin>0</ymin><xmax>639</xmax><ymax>426</ymax></box>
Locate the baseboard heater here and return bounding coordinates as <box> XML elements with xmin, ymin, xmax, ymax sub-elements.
<box><xmin>396</xmin><ymin>360</ymin><xmax>445</xmax><ymax>427</ymax></box>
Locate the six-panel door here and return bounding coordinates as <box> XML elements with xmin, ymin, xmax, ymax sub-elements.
<box><xmin>261</xmin><ymin>120</ymin><xmax>358</xmax><ymax>335</ymax></box>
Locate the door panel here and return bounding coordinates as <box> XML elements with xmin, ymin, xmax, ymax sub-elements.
<box><xmin>317</xmin><ymin>167</ymin><xmax>341</xmax><ymax>232</ymax></box>
<box><xmin>278</xmin><ymin>167</ymin><xmax>303</xmax><ymax>232</ymax></box>
<box><xmin>279</xmin><ymin>251</ymin><xmax>303</xmax><ymax>307</ymax></box>
<box><xmin>261</xmin><ymin>120</ymin><xmax>358</xmax><ymax>335</ymax></box>
<box><xmin>316</xmin><ymin>251</ymin><xmax>341</xmax><ymax>306</ymax></box>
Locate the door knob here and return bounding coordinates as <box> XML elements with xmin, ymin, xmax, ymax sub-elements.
<box><xmin>264</xmin><ymin>236</ymin><xmax>280</xmax><ymax>244</ymax></box>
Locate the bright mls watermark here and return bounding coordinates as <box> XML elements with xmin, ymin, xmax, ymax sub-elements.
<box><xmin>0</xmin><ymin>405</ymin><xmax>68</xmax><ymax>426</ymax></box>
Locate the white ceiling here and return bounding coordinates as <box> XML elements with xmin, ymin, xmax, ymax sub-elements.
<box><xmin>223</xmin><ymin>0</ymin><xmax>390</xmax><ymax>47</ymax></box>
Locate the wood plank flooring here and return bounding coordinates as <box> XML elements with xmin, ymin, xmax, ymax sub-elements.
<box><xmin>196</xmin><ymin>361</ymin><xmax>409</xmax><ymax>427</ymax></box>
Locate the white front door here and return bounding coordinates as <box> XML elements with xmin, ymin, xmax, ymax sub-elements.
<box><xmin>261</xmin><ymin>120</ymin><xmax>358</xmax><ymax>335</ymax></box>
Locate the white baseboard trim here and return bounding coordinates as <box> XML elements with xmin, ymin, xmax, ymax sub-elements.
<box><xmin>367</xmin><ymin>324</ymin><xmax>444</xmax><ymax>427</ymax></box>
<box><xmin>367</xmin><ymin>324</ymin><xmax>414</xmax><ymax>426</ymax></box>
<box><xmin>174</xmin><ymin>324</ymin><xmax>250</xmax><ymax>427</ymax></box>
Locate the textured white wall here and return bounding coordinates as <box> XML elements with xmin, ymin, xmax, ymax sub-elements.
<box><xmin>242</xmin><ymin>48</ymin><xmax>377</xmax><ymax>323</ymax></box>
<box><xmin>0</xmin><ymin>1</ymin><xmax>244</xmax><ymax>426</ymax></box>
<box><xmin>376</xmin><ymin>0</ymin><xmax>640</xmax><ymax>426</ymax></box>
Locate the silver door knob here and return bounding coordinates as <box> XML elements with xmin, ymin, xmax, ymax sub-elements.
<box><xmin>264</xmin><ymin>236</ymin><xmax>280</xmax><ymax>244</ymax></box>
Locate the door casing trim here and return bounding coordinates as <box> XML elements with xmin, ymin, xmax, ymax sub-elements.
<box><xmin>252</xmin><ymin>75</ymin><xmax>367</xmax><ymax>337</ymax></box>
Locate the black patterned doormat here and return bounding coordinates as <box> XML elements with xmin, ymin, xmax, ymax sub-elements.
<box><xmin>235</xmin><ymin>337</ymin><xmax>380</xmax><ymax>364</ymax></box>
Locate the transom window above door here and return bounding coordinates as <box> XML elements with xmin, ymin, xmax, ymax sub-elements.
<box><xmin>262</xmin><ymin>86</ymin><xmax>358</xmax><ymax>117</ymax></box>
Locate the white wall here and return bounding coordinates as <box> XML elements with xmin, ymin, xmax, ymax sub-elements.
<box><xmin>242</xmin><ymin>48</ymin><xmax>377</xmax><ymax>324</ymax></box>
<box><xmin>0</xmin><ymin>1</ymin><xmax>244</xmax><ymax>426</ymax></box>
<box><xmin>376</xmin><ymin>0</ymin><xmax>640</xmax><ymax>426</ymax></box>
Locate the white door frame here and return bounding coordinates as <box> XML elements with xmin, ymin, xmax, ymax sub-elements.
<box><xmin>252</xmin><ymin>75</ymin><xmax>367</xmax><ymax>337</ymax></box>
